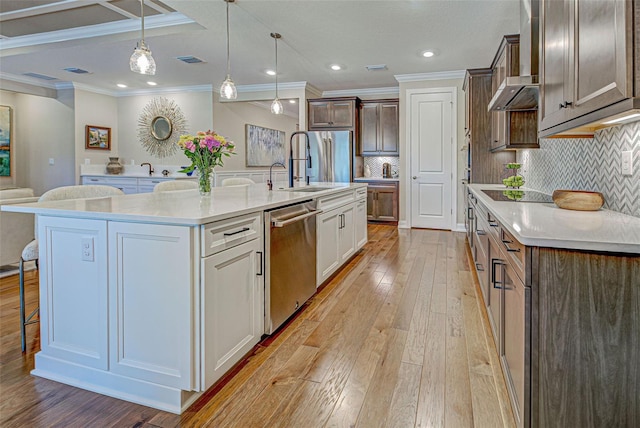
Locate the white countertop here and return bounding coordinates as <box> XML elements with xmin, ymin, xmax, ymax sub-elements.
<box><xmin>469</xmin><ymin>184</ymin><xmax>640</xmax><ymax>254</ymax></box>
<box><xmin>2</xmin><ymin>183</ymin><xmax>366</xmax><ymax>226</ymax></box>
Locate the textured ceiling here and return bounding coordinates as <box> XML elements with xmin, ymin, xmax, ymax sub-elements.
<box><xmin>0</xmin><ymin>0</ymin><xmax>521</xmax><ymax>94</ymax></box>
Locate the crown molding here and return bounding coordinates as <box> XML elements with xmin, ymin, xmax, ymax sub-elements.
<box><xmin>227</xmin><ymin>81</ymin><xmax>309</xmax><ymax>94</ymax></box>
<box><xmin>116</xmin><ymin>84</ymin><xmax>213</xmax><ymax>97</ymax></box>
<box><xmin>0</xmin><ymin>71</ymin><xmax>58</xmax><ymax>89</ymax></box>
<box><xmin>322</xmin><ymin>86</ymin><xmax>399</xmax><ymax>98</ymax></box>
<box><xmin>0</xmin><ymin>13</ymin><xmax>195</xmax><ymax>50</ymax></box>
<box><xmin>394</xmin><ymin>70</ymin><xmax>466</xmax><ymax>82</ymax></box>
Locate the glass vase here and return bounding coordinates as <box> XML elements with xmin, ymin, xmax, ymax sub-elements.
<box><xmin>198</xmin><ymin>166</ymin><xmax>213</xmax><ymax>196</ymax></box>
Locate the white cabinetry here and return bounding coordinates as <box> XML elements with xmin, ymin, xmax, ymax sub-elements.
<box><xmin>81</xmin><ymin>176</ymin><xmax>138</xmax><ymax>194</ymax></box>
<box><xmin>81</xmin><ymin>176</ymin><xmax>195</xmax><ymax>194</ymax></box>
<box><xmin>201</xmin><ymin>213</ymin><xmax>263</xmax><ymax>390</ymax></box>
<box><xmin>354</xmin><ymin>187</ymin><xmax>367</xmax><ymax>250</ymax></box>
<box><xmin>316</xmin><ymin>190</ymin><xmax>358</xmax><ymax>286</ymax></box>
<box><xmin>108</xmin><ymin>222</ymin><xmax>196</xmax><ymax>390</ymax></box>
<box><xmin>37</xmin><ymin>217</ymin><xmax>109</xmax><ymax>369</ymax></box>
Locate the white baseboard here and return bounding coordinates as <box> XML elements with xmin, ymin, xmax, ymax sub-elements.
<box><xmin>454</xmin><ymin>223</ymin><xmax>467</xmax><ymax>233</ymax></box>
<box><xmin>398</xmin><ymin>220</ymin><xmax>410</xmax><ymax>229</ymax></box>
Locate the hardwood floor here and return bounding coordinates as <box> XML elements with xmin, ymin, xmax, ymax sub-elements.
<box><xmin>0</xmin><ymin>225</ymin><xmax>515</xmax><ymax>427</ymax></box>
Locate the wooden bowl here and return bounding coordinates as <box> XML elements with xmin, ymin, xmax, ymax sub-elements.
<box><xmin>552</xmin><ymin>190</ymin><xmax>605</xmax><ymax>211</ymax></box>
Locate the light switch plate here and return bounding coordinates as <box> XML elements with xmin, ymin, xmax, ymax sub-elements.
<box><xmin>621</xmin><ymin>150</ymin><xmax>633</xmax><ymax>175</ymax></box>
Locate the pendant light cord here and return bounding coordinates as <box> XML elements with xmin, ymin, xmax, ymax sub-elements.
<box><xmin>274</xmin><ymin>35</ymin><xmax>278</xmax><ymax>98</ymax></box>
<box><xmin>226</xmin><ymin>0</ymin><xmax>231</xmax><ymax>76</ymax></box>
<box><xmin>140</xmin><ymin>0</ymin><xmax>145</xmax><ymax>43</ymax></box>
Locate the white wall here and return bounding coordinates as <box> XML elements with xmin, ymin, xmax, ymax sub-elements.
<box><xmin>0</xmin><ymin>89</ymin><xmax>75</xmax><ymax>195</ymax></box>
<box><xmin>74</xmin><ymin>88</ymin><xmax>118</xmax><ymax>180</ymax></box>
<box><xmin>212</xmin><ymin>93</ymin><xmax>299</xmax><ymax>171</ymax></box>
<box><xmin>399</xmin><ymin>78</ymin><xmax>467</xmax><ymax>228</ymax></box>
<box><xmin>116</xmin><ymin>90</ymin><xmax>213</xmax><ymax>167</ymax></box>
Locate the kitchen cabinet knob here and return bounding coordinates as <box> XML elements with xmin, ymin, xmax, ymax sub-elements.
<box><xmin>412</xmin><ymin>176</ymin><xmax>417</xmax><ymax>180</ymax></box>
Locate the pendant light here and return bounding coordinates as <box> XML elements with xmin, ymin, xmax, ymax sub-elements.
<box><xmin>270</xmin><ymin>33</ymin><xmax>283</xmax><ymax>115</ymax></box>
<box><xmin>130</xmin><ymin>0</ymin><xmax>156</xmax><ymax>75</ymax></box>
<box><xmin>219</xmin><ymin>0</ymin><xmax>237</xmax><ymax>99</ymax></box>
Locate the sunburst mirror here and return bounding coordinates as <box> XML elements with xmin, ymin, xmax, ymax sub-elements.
<box><xmin>138</xmin><ymin>97</ymin><xmax>187</xmax><ymax>158</ymax></box>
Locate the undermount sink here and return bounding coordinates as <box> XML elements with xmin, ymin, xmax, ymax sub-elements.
<box><xmin>280</xmin><ymin>187</ymin><xmax>333</xmax><ymax>193</ymax></box>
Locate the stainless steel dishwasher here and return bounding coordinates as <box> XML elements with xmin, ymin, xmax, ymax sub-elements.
<box><xmin>264</xmin><ymin>200</ymin><xmax>320</xmax><ymax>334</ymax></box>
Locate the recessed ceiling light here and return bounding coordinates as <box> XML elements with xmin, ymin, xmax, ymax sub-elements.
<box><xmin>422</xmin><ymin>50</ymin><xmax>436</xmax><ymax>58</ymax></box>
<box><xmin>265</xmin><ymin>69</ymin><xmax>276</xmax><ymax>76</ymax></box>
<box><xmin>147</xmin><ymin>81</ymin><xmax>157</xmax><ymax>86</ymax></box>
<box><xmin>116</xmin><ymin>83</ymin><xmax>127</xmax><ymax>88</ymax></box>
<box><xmin>330</xmin><ymin>64</ymin><xmax>342</xmax><ymax>71</ymax></box>
<box><xmin>289</xmin><ymin>99</ymin><xmax>296</xmax><ymax>104</ymax></box>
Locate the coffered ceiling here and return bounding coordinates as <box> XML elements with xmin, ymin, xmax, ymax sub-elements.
<box><xmin>0</xmin><ymin>0</ymin><xmax>521</xmax><ymax>95</ymax></box>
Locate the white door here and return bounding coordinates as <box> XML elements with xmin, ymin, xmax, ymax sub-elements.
<box><xmin>409</xmin><ymin>90</ymin><xmax>454</xmax><ymax>229</ymax></box>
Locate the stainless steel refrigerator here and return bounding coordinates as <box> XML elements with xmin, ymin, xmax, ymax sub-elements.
<box><xmin>293</xmin><ymin>131</ymin><xmax>353</xmax><ymax>183</ymax></box>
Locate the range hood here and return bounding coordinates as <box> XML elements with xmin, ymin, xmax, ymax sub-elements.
<box><xmin>488</xmin><ymin>75</ymin><xmax>538</xmax><ymax>111</ymax></box>
<box><xmin>488</xmin><ymin>0</ymin><xmax>539</xmax><ymax>111</ymax></box>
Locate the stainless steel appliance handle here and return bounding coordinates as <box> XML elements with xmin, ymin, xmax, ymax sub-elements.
<box><xmin>271</xmin><ymin>209</ymin><xmax>322</xmax><ymax>228</ymax></box>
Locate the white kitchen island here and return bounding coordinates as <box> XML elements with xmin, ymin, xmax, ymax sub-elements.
<box><xmin>2</xmin><ymin>182</ymin><xmax>367</xmax><ymax>414</ymax></box>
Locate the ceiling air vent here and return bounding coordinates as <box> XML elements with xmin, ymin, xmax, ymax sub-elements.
<box><xmin>176</xmin><ymin>56</ymin><xmax>206</xmax><ymax>64</ymax></box>
<box><xmin>64</xmin><ymin>67</ymin><xmax>91</xmax><ymax>74</ymax></box>
<box><xmin>365</xmin><ymin>64</ymin><xmax>387</xmax><ymax>71</ymax></box>
<box><xmin>22</xmin><ymin>72</ymin><xmax>57</xmax><ymax>80</ymax></box>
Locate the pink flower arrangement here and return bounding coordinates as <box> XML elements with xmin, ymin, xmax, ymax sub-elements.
<box><xmin>177</xmin><ymin>130</ymin><xmax>235</xmax><ymax>174</ymax></box>
<box><xmin>177</xmin><ymin>130</ymin><xmax>235</xmax><ymax>194</ymax></box>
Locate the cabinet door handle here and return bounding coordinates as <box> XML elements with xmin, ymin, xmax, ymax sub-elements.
<box><xmin>223</xmin><ymin>227</ymin><xmax>250</xmax><ymax>236</ymax></box>
<box><xmin>256</xmin><ymin>251</ymin><xmax>263</xmax><ymax>276</ymax></box>
<box><xmin>477</xmin><ymin>228</ymin><xmax>486</xmax><ymax>236</ymax></box>
<box><xmin>488</xmin><ymin>220</ymin><xmax>499</xmax><ymax>227</ymax></box>
<box><xmin>90</xmin><ymin>178</ymin><xmax>99</xmax><ymax>182</ymax></box>
<box><xmin>501</xmin><ymin>238</ymin><xmax>520</xmax><ymax>252</ymax></box>
<box><xmin>412</xmin><ymin>176</ymin><xmax>417</xmax><ymax>180</ymax></box>
<box><xmin>491</xmin><ymin>258</ymin><xmax>504</xmax><ymax>289</ymax></box>
<box><xmin>467</xmin><ymin>207</ymin><xmax>474</xmax><ymax>220</ymax></box>
<box><xmin>475</xmin><ymin>262</ymin><xmax>484</xmax><ymax>272</ymax></box>
<box><xmin>559</xmin><ymin>101</ymin><xmax>573</xmax><ymax>109</ymax></box>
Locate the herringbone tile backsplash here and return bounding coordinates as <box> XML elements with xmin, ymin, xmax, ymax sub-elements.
<box><xmin>518</xmin><ymin>121</ymin><xmax>640</xmax><ymax>217</ymax></box>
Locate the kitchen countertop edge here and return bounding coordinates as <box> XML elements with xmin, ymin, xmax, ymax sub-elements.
<box><xmin>468</xmin><ymin>184</ymin><xmax>640</xmax><ymax>254</ymax></box>
<box><xmin>2</xmin><ymin>183</ymin><xmax>367</xmax><ymax>226</ymax></box>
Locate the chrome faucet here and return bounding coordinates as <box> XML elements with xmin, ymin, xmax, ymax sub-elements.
<box><xmin>288</xmin><ymin>131</ymin><xmax>311</xmax><ymax>188</ymax></box>
<box><xmin>141</xmin><ymin>162</ymin><xmax>154</xmax><ymax>176</ymax></box>
<box><xmin>268</xmin><ymin>162</ymin><xmax>286</xmax><ymax>191</ymax></box>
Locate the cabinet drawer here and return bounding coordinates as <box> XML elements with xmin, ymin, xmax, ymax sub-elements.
<box><xmin>82</xmin><ymin>176</ymin><xmax>138</xmax><ymax>186</ymax></box>
<box><xmin>356</xmin><ymin>187</ymin><xmax>367</xmax><ymax>200</ymax></box>
<box><xmin>201</xmin><ymin>212</ymin><xmax>261</xmax><ymax>257</ymax></box>
<box><xmin>317</xmin><ymin>190</ymin><xmax>355</xmax><ymax>211</ymax></box>
<box><xmin>500</xmin><ymin>226</ymin><xmax>525</xmax><ymax>282</ymax></box>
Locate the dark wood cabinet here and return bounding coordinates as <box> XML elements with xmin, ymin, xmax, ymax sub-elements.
<box><xmin>463</xmin><ymin>69</ymin><xmax>515</xmax><ymax>184</ymax></box>
<box><xmin>366</xmin><ymin>181</ymin><xmax>398</xmax><ymax>222</ymax></box>
<box><xmin>308</xmin><ymin>97</ymin><xmax>359</xmax><ymax>129</ymax></box>
<box><xmin>539</xmin><ymin>0</ymin><xmax>638</xmax><ymax>137</ymax></box>
<box><xmin>358</xmin><ymin>99</ymin><xmax>399</xmax><ymax>156</ymax></box>
<box><xmin>468</xmin><ymin>187</ymin><xmax>640</xmax><ymax>428</ymax></box>
<box><xmin>489</xmin><ymin>35</ymin><xmax>539</xmax><ymax>151</ymax></box>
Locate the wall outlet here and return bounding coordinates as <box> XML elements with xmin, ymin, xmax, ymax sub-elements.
<box><xmin>49</xmin><ymin>158</ymin><xmax>54</xmax><ymax>165</ymax></box>
<box><xmin>81</xmin><ymin>237</ymin><xmax>94</xmax><ymax>262</ymax></box>
<box><xmin>84</xmin><ymin>158</ymin><xmax>90</xmax><ymax>165</ymax></box>
<box><xmin>621</xmin><ymin>150</ymin><xmax>633</xmax><ymax>175</ymax></box>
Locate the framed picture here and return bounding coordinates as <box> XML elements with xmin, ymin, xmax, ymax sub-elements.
<box><xmin>0</xmin><ymin>106</ymin><xmax>12</xmax><ymax>177</ymax></box>
<box><xmin>245</xmin><ymin>124</ymin><xmax>286</xmax><ymax>167</ymax></box>
<box><xmin>85</xmin><ymin>125</ymin><xmax>111</xmax><ymax>150</ymax></box>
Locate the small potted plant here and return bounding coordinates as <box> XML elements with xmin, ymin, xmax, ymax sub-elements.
<box><xmin>502</xmin><ymin>163</ymin><xmax>525</xmax><ymax>188</ymax></box>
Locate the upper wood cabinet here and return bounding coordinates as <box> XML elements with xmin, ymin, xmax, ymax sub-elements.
<box><xmin>358</xmin><ymin>99</ymin><xmax>399</xmax><ymax>156</ymax></box>
<box><xmin>464</xmin><ymin>68</ymin><xmax>515</xmax><ymax>184</ymax></box>
<box><xmin>490</xmin><ymin>35</ymin><xmax>539</xmax><ymax>151</ymax></box>
<box><xmin>539</xmin><ymin>0</ymin><xmax>638</xmax><ymax>137</ymax></box>
<box><xmin>308</xmin><ymin>97</ymin><xmax>359</xmax><ymax>129</ymax></box>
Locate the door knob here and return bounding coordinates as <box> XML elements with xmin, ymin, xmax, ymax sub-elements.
<box><xmin>412</xmin><ymin>176</ymin><xmax>417</xmax><ymax>180</ymax></box>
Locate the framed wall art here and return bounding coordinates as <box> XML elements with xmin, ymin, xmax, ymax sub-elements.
<box><xmin>245</xmin><ymin>124</ymin><xmax>285</xmax><ymax>167</ymax></box>
<box><xmin>85</xmin><ymin>125</ymin><xmax>111</xmax><ymax>150</ymax></box>
<box><xmin>0</xmin><ymin>106</ymin><xmax>12</xmax><ymax>177</ymax></box>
